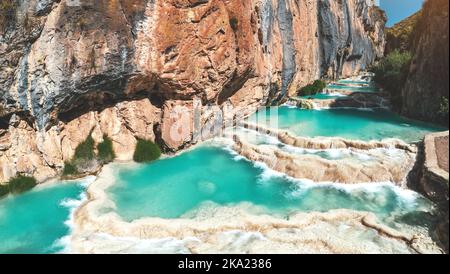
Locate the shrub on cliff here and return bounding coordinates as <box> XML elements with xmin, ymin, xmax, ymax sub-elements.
<box><xmin>229</xmin><ymin>17</ymin><xmax>239</xmax><ymax>31</ymax></box>
<box><xmin>372</xmin><ymin>50</ymin><xmax>412</xmax><ymax>110</ymax></box>
<box><xmin>0</xmin><ymin>0</ymin><xmax>17</xmax><ymax>33</ymax></box>
<box><xmin>7</xmin><ymin>175</ymin><xmax>37</xmax><ymax>195</ymax></box>
<box><xmin>437</xmin><ymin>97</ymin><xmax>449</xmax><ymax>125</ymax></box>
<box><xmin>133</xmin><ymin>139</ymin><xmax>161</xmax><ymax>163</ymax></box>
<box><xmin>97</xmin><ymin>135</ymin><xmax>116</xmax><ymax>164</ymax></box>
<box><xmin>298</xmin><ymin>80</ymin><xmax>327</xmax><ymax>96</ymax></box>
<box><xmin>63</xmin><ymin>161</ymin><xmax>78</xmax><ymax>176</ymax></box>
<box><xmin>73</xmin><ymin>132</ymin><xmax>95</xmax><ymax>161</ymax></box>
<box><xmin>0</xmin><ymin>184</ymin><xmax>9</xmax><ymax>198</ymax></box>
<box><xmin>63</xmin><ymin>131</ymin><xmax>100</xmax><ymax>177</ymax></box>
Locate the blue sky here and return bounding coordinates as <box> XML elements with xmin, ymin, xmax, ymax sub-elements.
<box><xmin>380</xmin><ymin>0</ymin><xmax>424</xmax><ymax>27</ymax></box>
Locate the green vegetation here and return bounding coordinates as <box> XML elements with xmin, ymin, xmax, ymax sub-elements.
<box><xmin>298</xmin><ymin>80</ymin><xmax>327</xmax><ymax>96</ymax></box>
<box><xmin>133</xmin><ymin>139</ymin><xmax>161</xmax><ymax>163</ymax></box>
<box><xmin>229</xmin><ymin>17</ymin><xmax>239</xmax><ymax>31</ymax></box>
<box><xmin>0</xmin><ymin>175</ymin><xmax>38</xmax><ymax>199</ymax></box>
<box><xmin>0</xmin><ymin>184</ymin><xmax>9</xmax><ymax>198</ymax></box>
<box><xmin>62</xmin><ymin>161</ymin><xmax>78</xmax><ymax>176</ymax></box>
<box><xmin>97</xmin><ymin>135</ymin><xmax>116</xmax><ymax>164</ymax></box>
<box><xmin>385</xmin><ymin>12</ymin><xmax>421</xmax><ymax>54</ymax></box>
<box><xmin>372</xmin><ymin>50</ymin><xmax>412</xmax><ymax>110</ymax></box>
<box><xmin>74</xmin><ymin>132</ymin><xmax>95</xmax><ymax>161</ymax></box>
<box><xmin>7</xmin><ymin>175</ymin><xmax>37</xmax><ymax>195</ymax></box>
<box><xmin>0</xmin><ymin>0</ymin><xmax>17</xmax><ymax>32</ymax></box>
<box><xmin>63</xmin><ymin>131</ymin><xmax>117</xmax><ymax>177</ymax></box>
<box><xmin>437</xmin><ymin>97</ymin><xmax>449</xmax><ymax>125</ymax></box>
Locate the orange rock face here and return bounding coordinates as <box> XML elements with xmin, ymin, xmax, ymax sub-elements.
<box><xmin>0</xmin><ymin>0</ymin><xmax>386</xmax><ymax>182</ymax></box>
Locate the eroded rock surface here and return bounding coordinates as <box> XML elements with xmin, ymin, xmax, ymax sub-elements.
<box><xmin>0</xmin><ymin>0</ymin><xmax>386</xmax><ymax>182</ymax></box>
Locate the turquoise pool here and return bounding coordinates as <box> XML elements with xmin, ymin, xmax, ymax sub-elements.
<box><xmin>327</xmin><ymin>84</ymin><xmax>379</xmax><ymax>93</ymax></box>
<box><xmin>0</xmin><ymin>180</ymin><xmax>88</xmax><ymax>254</ymax></box>
<box><xmin>107</xmin><ymin>145</ymin><xmax>435</xmax><ymax>230</ymax></box>
<box><xmin>337</xmin><ymin>80</ymin><xmax>374</xmax><ymax>85</ymax></box>
<box><xmin>298</xmin><ymin>93</ymin><xmax>348</xmax><ymax>100</ymax></box>
<box><xmin>248</xmin><ymin>107</ymin><xmax>445</xmax><ymax>142</ymax></box>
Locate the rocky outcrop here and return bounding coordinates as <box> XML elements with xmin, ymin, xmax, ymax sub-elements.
<box><xmin>414</xmin><ymin>131</ymin><xmax>449</xmax><ymax>253</ymax></box>
<box><xmin>318</xmin><ymin>0</ymin><xmax>386</xmax><ymax>79</ymax></box>
<box><xmin>0</xmin><ymin>0</ymin><xmax>386</xmax><ymax>182</ymax></box>
<box><xmin>288</xmin><ymin>92</ymin><xmax>391</xmax><ymax>109</ymax></box>
<box><xmin>385</xmin><ymin>11</ymin><xmax>421</xmax><ymax>55</ymax></box>
<box><xmin>71</xmin><ymin>164</ymin><xmax>441</xmax><ymax>254</ymax></box>
<box><xmin>0</xmin><ymin>98</ymin><xmax>161</xmax><ymax>182</ymax></box>
<box><xmin>242</xmin><ymin>122</ymin><xmax>414</xmax><ymax>152</ymax></box>
<box><xmin>401</xmin><ymin>0</ymin><xmax>449</xmax><ymax>125</ymax></box>
<box><xmin>233</xmin><ymin>136</ymin><xmax>416</xmax><ymax>185</ymax></box>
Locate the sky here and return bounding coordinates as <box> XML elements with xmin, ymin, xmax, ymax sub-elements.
<box><xmin>380</xmin><ymin>0</ymin><xmax>425</xmax><ymax>27</ymax></box>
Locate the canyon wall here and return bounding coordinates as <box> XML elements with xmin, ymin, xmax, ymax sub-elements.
<box><xmin>0</xmin><ymin>0</ymin><xmax>386</xmax><ymax>183</ymax></box>
<box><xmin>401</xmin><ymin>0</ymin><xmax>449</xmax><ymax>124</ymax></box>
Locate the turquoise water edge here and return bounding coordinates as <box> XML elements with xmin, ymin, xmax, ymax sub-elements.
<box><xmin>248</xmin><ymin>107</ymin><xmax>445</xmax><ymax>143</ymax></box>
<box><xmin>0</xmin><ymin>79</ymin><xmax>446</xmax><ymax>254</ymax></box>
<box><xmin>0</xmin><ymin>180</ymin><xmax>88</xmax><ymax>254</ymax></box>
<box><xmin>109</xmin><ymin>146</ymin><xmax>435</xmax><ymax>227</ymax></box>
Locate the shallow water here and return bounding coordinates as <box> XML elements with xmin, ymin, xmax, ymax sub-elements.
<box><xmin>108</xmin><ymin>145</ymin><xmax>435</xmax><ymax>231</ymax></box>
<box><xmin>248</xmin><ymin>107</ymin><xmax>445</xmax><ymax>142</ymax></box>
<box><xmin>233</xmin><ymin>127</ymin><xmax>378</xmax><ymax>161</ymax></box>
<box><xmin>327</xmin><ymin>84</ymin><xmax>379</xmax><ymax>93</ymax></box>
<box><xmin>337</xmin><ymin>79</ymin><xmax>374</xmax><ymax>86</ymax></box>
<box><xmin>298</xmin><ymin>93</ymin><xmax>348</xmax><ymax>100</ymax></box>
<box><xmin>0</xmin><ymin>180</ymin><xmax>89</xmax><ymax>254</ymax></box>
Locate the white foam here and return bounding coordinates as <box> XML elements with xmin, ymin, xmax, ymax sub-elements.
<box><xmin>250</xmin><ymin>158</ymin><xmax>426</xmax><ymax>208</ymax></box>
<box><xmin>52</xmin><ymin>176</ymin><xmax>96</xmax><ymax>253</ymax></box>
<box><xmin>79</xmin><ymin>233</ymin><xmax>199</xmax><ymax>254</ymax></box>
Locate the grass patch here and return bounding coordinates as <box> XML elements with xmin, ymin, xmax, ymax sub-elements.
<box><xmin>133</xmin><ymin>139</ymin><xmax>161</xmax><ymax>163</ymax></box>
<box><xmin>229</xmin><ymin>17</ymin><xmax>238</xmax><ymax>31</ymax></box>
<box><xmin>372</xmin><ymin>50</ymin><xmax>412</xmax><ymax>110</ymax></box>
<box><xmin>62</xmin><ymin>133</ymin><xmax>118</xmax><ymax>177</ymax></box>
<box><xmin>7</xmin><ymin>175</ymin><xmax>37</xmax><ymax>195</ymax></box>
<box><xmin>0</xmin><ymin>0</ymin><xmax>17</xmax><ymax>33</ymax></box>
<box><xmin>298</xmin><ymin>80</ymin><xmax>327</xmax><ymax>96</ymax></box>
<box><xmin>437</xmin><ymin>97</ymin><xmax>449</xmax><ymax>125</ymax></box>
<box><xmin>0</xmin><ymin>184</ymin><xmax>9</xmax><ymax>198</ymax></box>
<box><xmin>73</xmin><ymin>132</ymin><xmax>95</xmax><ymax>161</ymax></box>
<box><xmin>63</xmin><ymin>161</ymin><xmax>78</xmax><ymax>176</ymax></box>
<box><xmin>97</xmin><ymin>135</ymin><xmax>116</xmax><ymax>164</ymax></box>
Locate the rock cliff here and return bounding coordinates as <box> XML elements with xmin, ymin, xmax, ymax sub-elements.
<box><xmin>401</xmin><ymin>0</ymin><xmax>449</xmax><ymax>124</ymax></box>
<box><xmin>0</xmin><ymin>0</ymin><xmax>386</xmax><ymax>183</ymax></box>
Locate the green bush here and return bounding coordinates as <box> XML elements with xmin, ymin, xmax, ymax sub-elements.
<box><xmin>73</xmin><ymin>132</ymin><xmax>95</xmax><ymax>161</ymax></box>
<box><xmin>133</xmin><ymin>139</ymin><xmax>161</xmax><ymax>163</ymax></box>
<box><xmin>97</xmin><ymin>135</ymin><xmax>116</xmax><ymax>163</ymax></box>
<box><xmin>62</xmin><ymin>131</ymin><xmax>98</xmax><ymax>177</ymax></box>
<box><xmin>229</xmin><ymin>17</ymin><xmax>238</xmax><ymax>31</ymax></box>
<box><xmin>437</xmin><ymin>97</ymin><xmax>449</xmax><ymax>125</ymax></box>
<box><xmin>298</xmin><ymin>80</ymin><xmax>327</xmax><ymax>96</ymax></box>
<box><xmin>372</xmin><ymin>50</ymin><xmax>412</xmax><ymax>110</ymax></box>
<box><xmin>0</xmin><ymin>184</ymin><xmax>9</xmax><ymax>198</ymax></box>
<box><xmin>0</xmin><ymin>0</ymin><xmax>17</xmax><ymax>32</ymax></box>
<box><xmin>63</xmin><ymin>161</ymin><xmax>78</xmax><ymax>176</ymax></box>
<box><xmin>8</xmin><ymin>175</ymin><xmax>37</xmax><ymax>195</ymax></box>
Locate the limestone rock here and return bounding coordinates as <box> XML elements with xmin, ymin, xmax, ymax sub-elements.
<box><xmin>0</xmin><ymin>0</ymin><xmax>386</xmax><ymax>182</ymax></box>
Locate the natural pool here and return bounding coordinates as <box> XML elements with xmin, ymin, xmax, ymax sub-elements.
<box><xmin>107</xmin><ymin>145</ymin><xmax>435</xmax><ymax>231</ymax></box>
<box><xmin>337</xmin><ymin>79</ymin><xmax>374</xmax><ymax>85</ymax></box>
<box><xmin>327</xmin><ymin>84</ymin><xmax>379</xmax><ymax>93</ymax></box>
<box><xmin>0</xmin><ymin>178</ymin><xmax>91</xmax><ymax>254</ymax></box>
<box><xmin>248</xmin><ymin>107</ymin><xmax>445</xmax><ymax>142</ymax></box>
<box><xmin>298</xmin><ymin>93</ymin><xmax>348</xmax><ymax>100</ymax></box>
